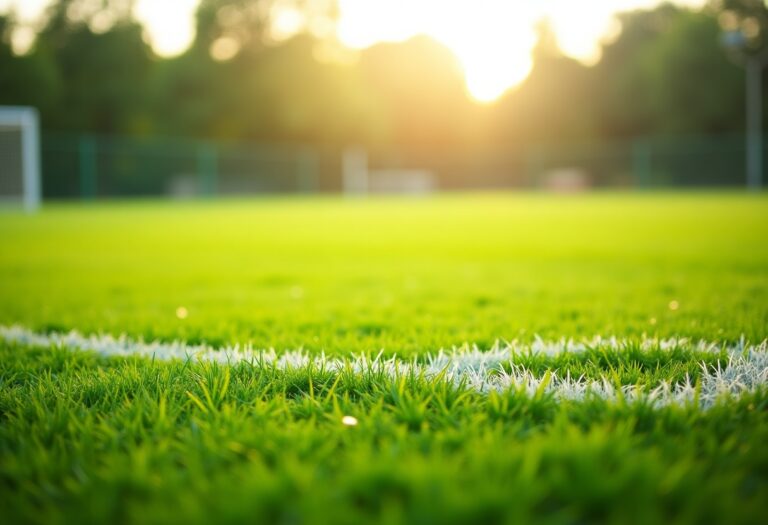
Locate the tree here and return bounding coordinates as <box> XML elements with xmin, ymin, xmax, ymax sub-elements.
<box><xmin>594</xmin><ymin>4</ymin><xmax>743</xmax><ymax>136</ymax></box>
<box><xmin>492</xmin><ymin>21</ymin><xmax>595</xmax><ymax>145</ymax></box>
<box><xmin>639</xmin><ymin>7</ymin><xmax>743</xmax><ymax>134</ymax></box>
<box><xmin>358</xmin><ymin>35</ymin><xmax>478</xmax><ymax>148</ymax></box>
<box><xmin>0</xmin><ymin>15</ymin><xmax>59</xmax><ymax>115</ymax></box>
<box><xmin>32</xmin><ymin>0</ymin><xmax>154</xmax><ymax>134</ymax></box>
<box><xmin>194</xmin><ymin>0</ymin><xmax>337</xmax><ymax>57</ymax></box>
<box><xmin>714</xmin><ymin>0</ymin><xmax>768</xmax><ymax>56</ymax></box>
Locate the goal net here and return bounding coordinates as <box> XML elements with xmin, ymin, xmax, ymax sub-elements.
<box><xmin>0</xmin><ymin>107</ymin><xmax>41</xmax><ymax>212</ymax></box>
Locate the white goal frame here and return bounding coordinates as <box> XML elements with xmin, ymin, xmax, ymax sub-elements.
<box><xmin>0</xmin><ymin>106</ymin><xmax>41</xmax><ymax>212</ymax></box>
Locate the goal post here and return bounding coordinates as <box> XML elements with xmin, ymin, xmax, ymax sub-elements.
<box><xmin>0</xmin><ymin>106</ymin><xmax>41</xmax><ymax>212</ymax></box>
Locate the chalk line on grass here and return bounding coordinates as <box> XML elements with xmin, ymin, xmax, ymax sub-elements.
<box><xmin>1</xmin><ymin>325</ymin><xmax>766</xmax><ymax>409</ymax></box>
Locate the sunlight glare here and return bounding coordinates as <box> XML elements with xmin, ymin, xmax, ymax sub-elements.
<box><xmin>432</xmin><ymin>3</ymin><xmax>537</xmax><ymax>102</ymax></box>
<box><xmin>337</xmin><ymin>0</ymin><xmax>538</xmax><ymax>102</ymax></box>
<box><xmin>135</xmin><ymin>0</ymin><xmax>198</xmax><ymax>57</ymax></box>
<box><xmin>337</xmin><ymin>0</ymin><xmax>707</xmax><ymax>102</ymax></box>
<box><xmin>210</xmin><ymin>36</ymin><xmax>240</xmax><ymax>61</ymax></box>
<box><xmin>1</xmin><ymin>0</ymin><xmax>710</xmax><ymax>97</ymax></box>
<box><xmin>341</xmin><ymin>415</ymin><xmax>359</xmax><ymax>426</ymax></box>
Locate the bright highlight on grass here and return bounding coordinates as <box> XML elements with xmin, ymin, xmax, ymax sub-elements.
<box><xmin>341</xmin><ymin>415</ymin><xmax>359</xmax><ymax>426</ymax></box>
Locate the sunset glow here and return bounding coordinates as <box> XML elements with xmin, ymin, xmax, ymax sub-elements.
<box><xmin>336</xmin><ymin>0</ymin><xmax>705</xmax><ymax>102</ymax></box>
<box><xmin>1</xmin><ymin>0</ymin><xmax>707</xmax><ymax>102</ymax></box>
<box><xmin>336</xmin><ymin>0</ymin><xmax>539</xmax><ymax>102</ymax></box>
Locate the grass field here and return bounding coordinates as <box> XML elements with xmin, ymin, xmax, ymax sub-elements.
<box><xmin>1</xmin><ymin>192</ymin><xmax>767</xmax><ymax>524</ymax></box>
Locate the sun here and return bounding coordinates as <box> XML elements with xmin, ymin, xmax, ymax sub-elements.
<box><xmin>336</xmin><ymin>0</ymin><xmax>540</xmax><ymax>103</ymax></box>
<box><xmin>4</xmin><ymin>0</ymin><xmax>709</xmax><ymax>100</ymax></box>
<box><xmin>435</xmin><ymin>19</ymin><xmax>538</xmax><ymax>103</ymax></box>
<box><xmin>134</xmin><ymin>0</ymin><xmax>198</xmax><ymax>56</ymax></box>
<box><xmin>334</xmin><ymin>0</ymin><xmax>707</xmax><ymax>103</ymax></box>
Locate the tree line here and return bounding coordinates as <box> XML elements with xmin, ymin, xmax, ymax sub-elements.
<box><xmin>0</xmin><ymin>0</ymin><xmax>764</xmax><ymax>151</ymax></box>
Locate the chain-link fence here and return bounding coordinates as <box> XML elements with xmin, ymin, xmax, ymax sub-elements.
<box><xmin>363</xmin><ymin>134</ymin><xmax>757</xmax><ymax>192</ymax></box>
<box><xmin>42</xmin><ymin>134</ymin><xmax>322</xmax><ymax>199</ymax></box>
<box><xmin>39</xmin><ymin>133</ymin><xmax>763</xmax><ymax>198</ymax></box>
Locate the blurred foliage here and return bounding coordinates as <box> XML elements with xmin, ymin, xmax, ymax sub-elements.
<box><xmin>358</xmin><ymin>36</ymin><xmax>477</xmax><ymax>148</ymax></box>
<box><xmin>0</xmin><ymin>15</ymin><xmax>58</xmax><ymax>115</ymax></box>
<box><xmin>714</xmin><ymin>0</ymin><xmax>768</xmax><ymax>55</ymax></box>
<box><xmin>591</xmin><ymin>4</ymin><xmax>744</xmax><ymax>137</ymax></box>
<box><xmin>492</xmin><ymin>22</ymin><xmax>597</xmax><ymax>144</ymax></box>
<box><xmin>0</xmin><ymin>0</ymin><xmax>762</xmax><ymax>147</ymax></box>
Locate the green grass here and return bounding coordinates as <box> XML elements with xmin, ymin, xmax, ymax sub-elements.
<box><xmin>2</xmin><ymin>342</ymin><xmax>767</xmax><ymax>525</ymax></box>
<box><xmin>1</xmin><ymin>192</ymin><xmax>767</xmax><ymax>524</ymax></box>
<box><xmin>1</xmin><ymin>193</ymin><xmax>766</xmax><ymax>350</ymax></box>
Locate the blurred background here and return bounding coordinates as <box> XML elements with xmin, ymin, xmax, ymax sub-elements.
<box><xmin>0</xmin><ymin>0</ymin><xmax>766</xmax><ymax>199</ymax></box>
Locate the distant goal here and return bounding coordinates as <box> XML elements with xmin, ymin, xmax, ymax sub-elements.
<box><xmin>0</xmin><ymin>106</ymin><xmax>41</xmax><ymax>212</ymax></box>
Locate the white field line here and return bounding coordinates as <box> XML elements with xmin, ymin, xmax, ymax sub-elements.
<box><xmin>2</xmin><ymin>325</ymin><xmax>767</xmax><ymax>409</ymax></box>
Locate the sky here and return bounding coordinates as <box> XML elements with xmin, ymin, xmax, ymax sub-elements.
<box><xmin>1</xmin><ymin>0</ymin><xmax>706</xmax><ymax>102</ymax></box>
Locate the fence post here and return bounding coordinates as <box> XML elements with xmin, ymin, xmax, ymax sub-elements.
<box><xmin>632</xmin><ymin>139</ymin><xmax>652</xmax><ymax>189</ymax></box>
<box><xmin>524</xmin><ymin>146</ymin><xmax>543</xmax><ymax>188</ymax></box>
<box><xmin>78</xmin><ymin>135</ymin><xmax>97</xmax><ymax>199</ymax></box>
<box><xmin>197</xmin><ymin>142</ymin><xmax>218</xmax><ymax>197</ymax></box>
<box><xmin>342</xmin><ymin>147</ymin><xmax>368</xmax><ymax>195</ymax></box>
<box><xmin>745</xmin><ymin>58</ymin><xmax>763</xmax><ymax>191</ymax></box>
<box><xmin>297</xmin><ymin>148</ymin><xmax>318</xmax><ymax>193</ymax></box>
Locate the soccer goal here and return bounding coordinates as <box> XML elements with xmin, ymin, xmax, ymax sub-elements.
<box><xmin>0</xmin><ymin>106</ymin><xmax>41</xmax><ymax>212</ymax></box>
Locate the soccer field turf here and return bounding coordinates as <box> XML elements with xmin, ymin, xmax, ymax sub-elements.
<box><xmin>1</xmin><ymin>193</ymin><xmax>767</xmax><ymax>524</ymax></box>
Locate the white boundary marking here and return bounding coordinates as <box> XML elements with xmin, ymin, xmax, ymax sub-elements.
<box><xmin>2</xmin><ymin>325</ymin><xmax>767</xmax><ymax>409</ymax></box>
